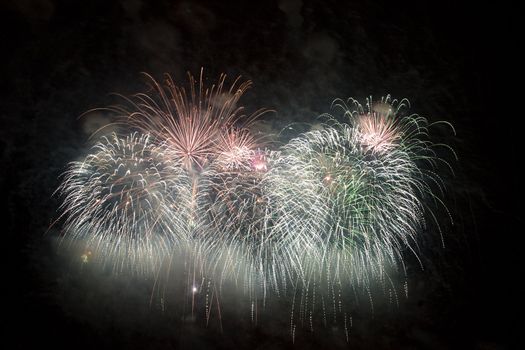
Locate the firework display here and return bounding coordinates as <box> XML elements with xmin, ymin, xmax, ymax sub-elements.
<box><xmin>54</xmin><ymin>71</ymin><xmax>454</xmax><ymax>332</ymax></box>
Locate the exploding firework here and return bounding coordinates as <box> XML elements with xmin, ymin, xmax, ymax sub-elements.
<box><xmin>109</xmin><ymin>69</ymin><xmax>266</xmax><ymax>173</ymax></box>
<box><xmin>198</xmin><ymin>150</ymin><xmax>272</xmax><ymax>288</ymax></box>
<box><xmin>54</xmin><ymin>70</ymin><xmax>455</xmax><ymax>340</ymax></box>
<box><xmin>55</xmin><ymin>132</ymin><xmax>193</xmax><ymax>274</ymax></box>
<box><xmin>264</xmin><ymin>95</ymin><xmax>455</xmax><ymax>335</ymax></box>
<box><xmin>56</xmin><ymin>71</ymin><xmax>273</xmax><ymax>280</ymax></box>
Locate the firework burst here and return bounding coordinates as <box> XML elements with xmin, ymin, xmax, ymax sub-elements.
<box><xmin>55</xmin><ymin>71</ymin><xmax>273</xmax><ymax>282</ymax></box>
<box><xmin>270</xmin><ymin>95</ymin><xmax>455</xmax><ymax>334</ymax></box>
<box><xmin>54</xmin><ymin>70</ymin><xmax>455</xmax><ymax>339</ymax></box>
<box><xmin>55</xmin><ymin>132</ymin><xmax>192</xmax><ymax>274</ymax></box>
<box><xmin>110</xmin><ymin>69</ymin><xmax>265</xmax><ymax>173</ymax></box>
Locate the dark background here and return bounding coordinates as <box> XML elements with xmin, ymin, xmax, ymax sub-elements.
<box><xmin>2</xmin><ymin>0</ymin><xmax>519</xmax><ymax>349</ymax></box>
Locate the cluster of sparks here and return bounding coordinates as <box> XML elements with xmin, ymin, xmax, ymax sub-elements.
<box><xmin>54</xmin><ymin>71</ymin><xmax>454</xmax><ymax>336</ymax></box>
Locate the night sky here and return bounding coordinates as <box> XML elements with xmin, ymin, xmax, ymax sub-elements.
<box><xmin>2</xmin><ymin>1</ymin><xmax>519</xmax><ymax>349</ymax></box>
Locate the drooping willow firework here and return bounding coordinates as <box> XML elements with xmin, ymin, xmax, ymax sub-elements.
<box><xmin>54</xmin><ymin>71</ymin><xmax>454</xmax><ymax>335</ymax></box>
<box><xmin>56</xmin><ymin>132</ymin><xmax>193</xmax><ymax>274</ymax></box>
<box><xmin>277</xmin><ymin>96</ymin><xmax>455</xmax><ymax>288</ymax></box>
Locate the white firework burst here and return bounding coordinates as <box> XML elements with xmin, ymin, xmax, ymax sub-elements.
<box><xmin>56</xmin><ymin>132</ymin><xmax>192</xmax><ymax>274</ymax></box>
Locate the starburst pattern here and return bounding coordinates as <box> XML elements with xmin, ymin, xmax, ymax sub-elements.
<box><xmin>54</xmin><ymin>73</ymin><xmax>455</xmax><ymax>338</ymax></box>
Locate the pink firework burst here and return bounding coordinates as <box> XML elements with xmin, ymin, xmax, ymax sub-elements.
<box><xmin>114</xmin><ymin>69</ymin><xmax>266</xmax><ymax>172</ymax></box>
<box><xmin>356</xmin><ymin>105</ymin><xmax>401</xmax><ymax>154</ymax></box>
